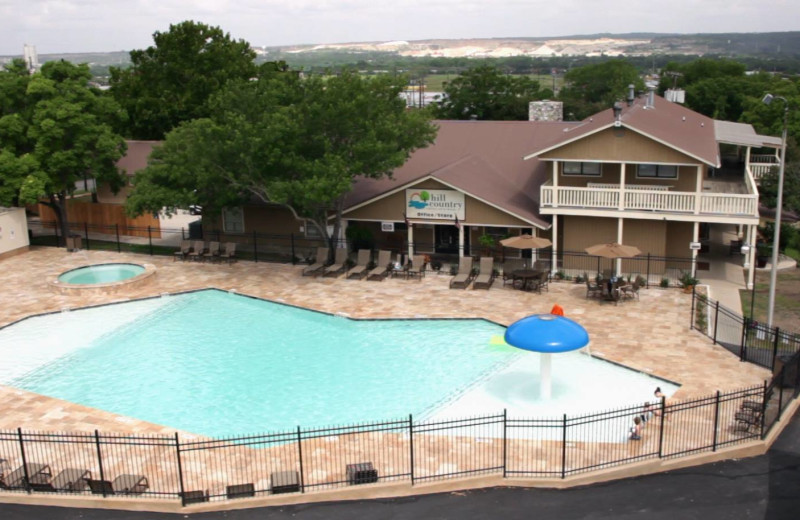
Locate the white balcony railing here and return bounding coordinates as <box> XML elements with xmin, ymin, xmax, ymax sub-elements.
<box><xmin>540</xmin><ymin>182</ymin><xmax>758</xmax><ymax>217</ymax></box>
<box><xmin>748</xmin><ymin>154</ymin><xmax>780</xmax><ymax>181</ymax></box>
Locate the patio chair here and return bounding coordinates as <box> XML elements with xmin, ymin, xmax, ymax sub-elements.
<box><xmin>2</xmin><ymin>462</ymin><xmax>52</xmax><ymax>489</ymax></box>
<box><xmin>347</xmin><ymin>249</ymin><xmax>371</xmax><ymax>279</ymax></box>
<box><xmin>226</xmin><ymin>482</ymin><xmax>255</xmax><ymax>499</ymax></box>
<box><xmin>449</xmin><ymin>257</ymin><xmax>474</xmax><ymax>289</ymax></box>
<box><xmin>203</xmin><ymin>241</ymin><xmax>221</xmax><ymax>262</ymax></box>
<box><xmin>182</xmin><ymin>489</ymin><xmax>210</xmax><ymax>504</ymax></box>
<box><xmin>472</xmin><ymin>257</ymin><xmax>495</xmax><ymax>289</ymax></box>
<box><xmin>367</xmin><ymin>250</ymin><xmax>392</xmax><ymax>281</ymax></box>
<box><xmin>87</xmin><ymin>474</ymin><xmax>149</xmax><ymax>495</ymax></box>
<box><xmin>323</xmin><ymin>248</ymin><xmax>349</xmax><ymax>277</ymax></box>
<box><xmin>302</xmin><ymin>247</ymin><xmax>329</xmax><ymax>276</ymax></box>
<box><xmin>173</xmin><ymin>240</ymin><xmax>191</xmax><ymax>262</ymax></box>
<box><xmin>188</xmin><ymin>240</ymin><xmax>206</xmax><ymax>261</ymax></box>
<box><xmin>531</xmin><ymin>271</ymin><xmax>549</xmax><ymax>293</ymax></box>
<box><xmin>501</xmin><ymin>259</ymin><xmax>523</xmax><ymax>286</ymax></box>
<box><xmin>405</xmin><ymin>255</ymin><xmax>427</xmax><ymax>280</ymax></box>
<box><xmin>585</xmin><ymin>277</ymin><xmax>603</xmax><ymax>299</ymax></box>
<box><xmin>31</xmin><ymin>468</ymin><xmax>92</xmax><ymax>492</ymax></box>
<box><xmin>734</xmin><ymin>409</ymin><xmax>762</xmax><ymax>434</ymax></box>
<box><xmin>221</xmin><ymin>242</ymin><xmax>237</xmax><ymax>264</ymax></box>
<box><xmin>621</xmin><ymin>283</ymin><xmax>641</xmax><ymax>301</ymax></box>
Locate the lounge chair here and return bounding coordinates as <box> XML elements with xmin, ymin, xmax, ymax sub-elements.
<box><xmin>367</xmin><ymin>250</ymin><xmax>391</xmax><ymax>281</ymax></box>
<box><xmin>405</xmin><ymin>255</ymin><xmax>427</xmax><ymax>280</ymax></box>
<box><xmin>585</xmin><ymin>277</ymin><xmax>603</xmax><ymax>299</ymax></box>
<box><xmin>173</xmin><ymin>240</ymin><xmax>191</xmax><ymax>262</ymax></box>
<box><xmin>188</xmin><ymin>240</ymin><xmax>206</xmax><ymax>261</ymax></box>
<box><xmin>347</xmin><ymin>249</ymin><xmax>371</xmax><ymax>279</ymax></box>
<box><xmin>2</xmin><ymin>462</ymin><xmax>52</xmax><ymax>489</ymax></box>
<box><xmin>87</xmin><ymin>474</ymin><xmax>149</xmax><ymax>495</ymax></box>
<box><xmin>302</xmin><ymin>247</ymin><xmax>329</xmax><ymax>276</ymax></box>
<box><xmin>221</xmin><ymin>242</ymin><xmax>237</xmax><ymax>264</ymax></box>
<box><xmin>30</xmin><ymin>468</ymin><xmax>91</xmax><ymax>492</ymax></box>
<box><xmin>449</xmin><ymin>257</ymin><xmax>474</xmax><ymax>289</ymax></box>
<box><xmin>323</xmin><ymin>248</ymin><xmax>349</xmax><ymax>277</ymax></box>
<box><xmin>203</xmin><ymin>241</ymin><xmax>220</xmax><ymax>262</ymax></box>
<box><xmin>472</xmin><ymin>257</ymin><xmax>495</xmax><ymax>289</ymax></box>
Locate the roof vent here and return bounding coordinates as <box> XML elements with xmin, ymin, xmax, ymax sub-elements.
<box><xmin>645</xmin><ymin>87</ymin><xmax>656</xmax><ymax>109</ymax></box>
<box><xmin>613</xmin><ymin>102</ymin><xmax>623</xmax><ymax>127</ymax></box>
<box><xmin>626</xmin><ymin>84</ymin><xmax>635</xmax><ymax>106</ymax></box>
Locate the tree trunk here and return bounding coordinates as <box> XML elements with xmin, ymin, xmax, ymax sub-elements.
<box><xmin>330</xmin><ymin>198</ymin><xmax>345</xmax><ymax>254</ymax></box>
<box><xmin>44</xmin><ymin>193</ymin><xmax>70</xmax><ymax>247</ymax></box>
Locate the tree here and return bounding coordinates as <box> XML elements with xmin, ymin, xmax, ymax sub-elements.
<box><xmin>0</xmin><ymin>60</ymin><xmax>127</xmax><ymax>241</ymax></box>
<box><xmin>758</xmin><ymin>163</ymin><xmax>800</xmax><ymax>215</ymax></box>
<box><xmin>109</xmin><ymin>20</ymin><xmax>257</xmax><ymax>140</ymax></box>
<box><xmin>433</xmin><ymin>65</ymin><xmax>551</xmax><ymax>120</ymax></box>
<box><xmin>126</xmin><ymin>69</ymin><xmax>438</xmax><ymax>250</ymax></box>
<box><xmin>558</xmin><ymin>60</ymin><xmax>644</xmax><ymax>120</ymax></box>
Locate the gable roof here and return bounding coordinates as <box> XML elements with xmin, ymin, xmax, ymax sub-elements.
<box><xmin>343</xmin><ymin>120</ymin><xmax>574</xmax><ymax>229</ymax></box>
<box><xmin>523</xmin><ymin>95</ymin><xmax>721</xmax><ymax>167</ymax></box>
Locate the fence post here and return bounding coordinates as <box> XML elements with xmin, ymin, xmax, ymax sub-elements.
<box><xmin>740</xmin><ymin>317</ymin><xmax>749</xmax><ymax>362</ymax></box>
<box><xmin>690</xmin><ymin>287</ymin><xmax>696</xmax><ymax>329</ymax></box>
<box><xmin>712</xmin><ymin>391</ymin><xmax>720</xmax><ymax>451</ymax></box>
<box><xmin>772</xmin><ymin>328</ymin><xmax>780</xmax><ymax>372</ymax></box>
<box><xmin>94</xmin><ymin>430</ymin><xmax>106</xmax><ymax>498</ymax></box>
<box><xmin>502</xmin><ymin>409</ymin><xmax>507</xmax><ymax>479</ymax></box>
<box><xmin>296</xmin><ymin>426</ymin><xmax>305</xmax><ymax>493</ymax></box>
<box><xmin>115</xmin><ymin>224</ymin><xmax>121</xmax><ymax>253</ymax></box>
<box><xmin>84</xmin><ymin>222</ymin><xmax>90</xmax><ymax>251</ymax></box>
<box><xmin>148</xmin><ymin>226</ymin><xmax>153</xmax><ymax>256</ymax></box>
<box><xmin>760</xmin><ymin>381</ymin><xmax>768</xmax><ymax>439</ymax></box>
<box><xmin>712</xmin><ymin>301</ymin><xmax>720</xmax><ymax>344</ymax></box>
<box><xmin>596</xmin><ymin>256</ymin><xmax>600</xmax><ymax>277</ymax></box>
<box><xmin>253</xmin><ymin>231</ymin><xmax>259</xmax><ymax>263</ymax></box>
<box><xmin>175</xmin><ymin>433</ymin><xmax>186</xmax><ymax>505</ymax></box>
<box><xmin>646</xmin><ymin>253</ymin><xmax>651</xmax><ymax>288</ymax></box>
<box><xmin>560</xmin><ymin>414</ymin><xmax>567</xmax><ymax>479</ymax></box>
<box><xmin>777</xmin><ymin>368</ymin><xmax>785</xmax><ymax>422</ymax></box>
<box><xmin>291</xmin><ymin>233</ymin><xmax>296</xmax><ymax>264</ymax></box>
<box><xmin>657</xmin><ymin>396</ymin><xmax>665</xmax><ymax>458</ymax></box>
<box><xmin>16</xmin><ymin>428</ymin><xmax>31</xmax><ymax>493</ymax></box>
<box><xmin>409</xmin><ymin>414</ymin><xmax>415</xmax><ymax>485</ymax></box>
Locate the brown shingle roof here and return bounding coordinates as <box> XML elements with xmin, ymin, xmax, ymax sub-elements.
<box><xmin>344</xmin><ymin>120</ymin><xmax>574</xmax><ymax>229</ymax></box>
<box><xmin>524</xmin><ymin>95</ymin><xmax>720</xmax><ymax>167</ymax></box>
<box><xmin>117</xmin><ymin>141</ymin><xmax>159</xmax><ymax>176</ymax></box>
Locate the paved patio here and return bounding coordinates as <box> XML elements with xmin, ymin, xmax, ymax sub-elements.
<box><xmin>0</xmin><ymin>247</ymin><xmax>770</xmax><ymax>434</ymax></box>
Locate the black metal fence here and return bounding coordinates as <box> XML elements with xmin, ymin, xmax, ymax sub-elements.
<box><xmin>32</xmin><ymin>221</ymin><xmax>696</xmax><ymax>287</ymax></box>
<box><xmin>691</xmin><ymin>290</ymin><xmax>800</xmax><ymax>371</ymax></box>
<box><xmin>3</xmin><ymin>381</ymin><xmax>791</xmax><ymax>505</ymax></box>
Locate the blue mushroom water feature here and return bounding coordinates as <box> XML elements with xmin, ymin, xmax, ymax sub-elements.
<box><xmin>504</xmin><ymin>314</ymin><xmax>590</xmax><ymax>400</ymax></box>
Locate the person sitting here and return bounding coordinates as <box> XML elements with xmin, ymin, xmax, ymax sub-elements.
<box><xmin>629</xmin><ymin>416</ymin><xmax>643</xmax><ymax>441</ymax></box>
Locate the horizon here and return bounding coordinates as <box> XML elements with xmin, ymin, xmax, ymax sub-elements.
<box><xmin>1</xmin><ymin>0</ymin><xmax>798</xmax><ymax>56</ymax></box>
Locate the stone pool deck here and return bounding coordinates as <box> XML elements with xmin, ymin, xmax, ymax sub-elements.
<box><xmin>0</xmin><ymin>247</ymin><xmax>770</xmax><ymax>434</ymax></box>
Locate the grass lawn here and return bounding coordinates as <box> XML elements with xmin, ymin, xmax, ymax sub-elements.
<box><xmin>740</xmin><ymin>268</ymin><xmax>800</xmax><ymax>332</ymax></box>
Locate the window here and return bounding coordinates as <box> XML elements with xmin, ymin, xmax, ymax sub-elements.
<box><xmin>636</xmin><ymin>164</ymin><xmax>678</xmax><ymax>179</ymax></box>
<box><xmin>562</xmin><ymin>162</ymin><xmax>601</xmax><ymax>176</ymax></box>
<box><xmin>222</xmin><ymin>207</ymin><xmax>245</xmax><ymax>233</ymax></box>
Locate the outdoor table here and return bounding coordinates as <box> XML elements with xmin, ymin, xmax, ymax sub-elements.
<box><xmin>512</xmin><ymin>269</ymin><xmax>543</xmax><ymax>291</ymax></box>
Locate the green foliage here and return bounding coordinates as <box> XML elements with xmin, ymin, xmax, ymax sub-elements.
<box><xmin>758</xmin><ymin>163</ymin><xmax>800</xmax><ymax>215</ymax></box>
<box><xmin>345</xmin><ymin>225</ymin><xmax>375</xmax><ymax>252</ymax></box>
<box><xmin>433</xmin><ymin>65</ymin><xmax>550</xmax><ymax>120</ymax></box>
<box><xmin>679</xmin><ymin>271</ymin><xmax>700</xmax><ymax>288</ymax></box>
<box><xmin>478</xmin><ymin>234</ymin><xmax>496</xmax><ymax>248</ymax></box>
<box><xmin>126</xmin><ymin>68</ymin><xmax>437</xmax><ymax>246</ymax></box>
<box><xmin>109</xmin><ymin>20</ymin><xmax>259</xmax><ymax>140</ymax></box>
<box><xmin>559</xmin><ymin>60</ymin><xmax>644</xmax><ymax>120</ymax></box>
<box><xmin>660</xmin><ymin>278</ymin><xmax>670</xmax><ymax>288</ymax></box>
<box><xmin>0</xmin><ymin>60</ymin><xmax>126</xmax><ymax>237</ymax></box>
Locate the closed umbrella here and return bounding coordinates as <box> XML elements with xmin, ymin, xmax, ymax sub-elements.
<box><xmin>585</xmin><ymin>242</ymin><xmax>641</xmax><ymax>259</ymax></box>
<box><xmin>500</xmin><ymin>234</ymin><xmax>552</xmax><ymax>249</ymax></box>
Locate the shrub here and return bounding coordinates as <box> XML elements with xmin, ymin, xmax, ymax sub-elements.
<box><xmin>660</xmin><ymin>278</ymin><xmax>670</xmax><ymax>288</ymax></box>
<box><xmin>678</xmin><ymin>271</ymin><xmax>700</xmax><ymax>288</ymax></box>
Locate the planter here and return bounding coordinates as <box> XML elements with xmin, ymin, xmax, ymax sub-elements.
<box><xmin>683</xmin><ymin>285</ymin><xmax>694</xmax><ymax>294</ymax></box>
<box><xmin>756</xmin><ymin>256</ymin><xmax>768</xmax><ymax>268</ymax></box>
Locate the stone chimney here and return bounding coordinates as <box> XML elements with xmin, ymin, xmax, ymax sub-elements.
<box><xmin>529</xmin><ymin>101</ymin><xmax>563</xmax><ymax>122</ymax></box>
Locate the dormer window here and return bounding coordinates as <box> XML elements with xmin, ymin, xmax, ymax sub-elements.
<box><xmin>562</xmin><ymin>162</ymin><xmax>601</xmax><ymax>176</ymax></box>
<box><xmin>636</xmin><ymin>164</ymin><xmax>678</xmax><ymax>179</ymax></box>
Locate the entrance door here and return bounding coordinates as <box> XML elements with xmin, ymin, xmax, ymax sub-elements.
<box><xmin>435</xmin><ymin>225</ymin><xmax>469</xmax><ymax>255</ymax></box>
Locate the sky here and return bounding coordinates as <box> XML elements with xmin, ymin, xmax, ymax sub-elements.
<box><xmin>1</xmin><ymin>0</ymin><xmax>798</xmax><ymax>56</ymax></box>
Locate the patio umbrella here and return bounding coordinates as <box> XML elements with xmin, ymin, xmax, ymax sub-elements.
<box><xmin>585</xmin><ymin>242</ymin><xmax>641</xmax><ymax>259</ymax></box>
<box><xmin>504</xmin><ymin>314</ymin><xmax>590</xmax><ymax>400</ymax></box>
<box><xmin>500</xmin><ymin>234</ymin><xmax>552</xmax><ymax>249</ymax></box>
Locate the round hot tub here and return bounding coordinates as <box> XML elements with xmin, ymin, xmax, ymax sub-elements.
<box><xmin>52</xmin><ymin>263</ymin><xmax>156</xmax><ymax>295</ymax></box>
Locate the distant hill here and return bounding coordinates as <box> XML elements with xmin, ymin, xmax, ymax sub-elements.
<box><xmin>2</xmin><ymin>32</ymin><xmax>799</xmax><ymax>69</ymax></box>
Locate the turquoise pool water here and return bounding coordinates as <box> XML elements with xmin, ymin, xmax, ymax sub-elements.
<box><xmin>6</xmin><ymin>290</ymin><xmax>515</xmax><ymax>436</ymax></box>
<box><xmin>58</xmin><ymin>263</ymin><xmax>145</xmax><ymax>285</ymax></box>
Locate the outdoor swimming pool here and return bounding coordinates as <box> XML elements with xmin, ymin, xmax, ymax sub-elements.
<box><xmin>0</xmin><ymin>290</ymin><xmax>677</xmax><ymax>438</ymax></box>
<box><xmin>57</xmin><ymin>263</ymin><xmax>146</xmax><ymax>285</ymax></box>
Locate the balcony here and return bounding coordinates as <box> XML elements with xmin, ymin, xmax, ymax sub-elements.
<box><xmin>540</xmin><ymin>180</ymin><xmax>759</xmax><ymax>220</ymax></box>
